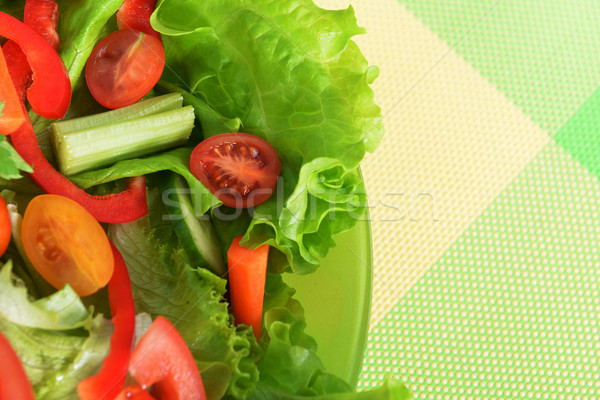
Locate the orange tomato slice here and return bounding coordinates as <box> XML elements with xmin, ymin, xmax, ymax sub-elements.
<box><xmin>21</xmin><ymin>194</ymin><xmax>114</xmax><ymax>296</ymax></box>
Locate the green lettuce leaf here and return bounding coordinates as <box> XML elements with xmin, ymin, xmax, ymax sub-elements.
<box><xmin>0</xmin><ymin>135</ymin><xmax>33</xmax><ymax>180</ymax></box>
<box><xmin>0</xmin><ymin>261</ymin><xmax>90</xmax><ymax>330</ymax></box>
<box><xmin>108</xmin><ymin>218</ymin><xmax>260</xmax><ymax>400</ymax></box>
<box><xmin>151</xmin><ymin>0</ymin><xmax>381</xmax><ymax>273</ymax></box>
<box><xmin>244</xmin><ymin>161</ymin><xmax>367</xmax><ymax>274</ymax></box>
<box><xmin>0</xmin><ymin>314</ymin><xmax>112</xmax><ymax>400</ymax></box>
<box><xmin>151</xmin><ymin>0</ymin><xmax>381</xmax><ymax>163</ymax></box>
<box><xmin>0</xmin><ymin>261</ymin><xmax>112</xmax><ymax>400</ymax></box>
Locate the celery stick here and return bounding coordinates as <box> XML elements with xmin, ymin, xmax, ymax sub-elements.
<box><xmin>51</xmin><ymin>92</ymin><xmax>183</xmax><ymax>136</ymax></box>
<box><xmin>53</xmin><ymin>106</ymin><xmax>195</xmax><ymax>176</ymax></box>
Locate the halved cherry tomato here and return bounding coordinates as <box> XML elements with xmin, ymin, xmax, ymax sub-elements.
<box><xmin>0</xmin><ymin>332</ymin><xmax>35</xmax><ymax>400</ymax></box>
<box><xmin>129</xmin><ymin>316</ymin><xmax>206</xmax><ymax>400</ymax></box>
<box><xmin>0</xmin><ymin>195</ymin><xmax>11</xmax><ymax>260</ymax></box>
<box><xmin>86</xmin><ymin>29</ymin><xmax>165</xmax><ymax>109</ymax></box>
<box><xmin>21</xmin><ymin>194</ymin><xmax>114</xmax><ymax>296</ymax></box>
<box><xmin>190</xmin><ymin>133</ymin><xmax>281</xmax><ymax>208</ymax></box>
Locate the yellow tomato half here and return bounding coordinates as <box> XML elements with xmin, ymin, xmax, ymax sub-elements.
<box><xmin>21</xmin><ymin>194</ymin><xmax>114</xmax><ymax>296</ymax></box>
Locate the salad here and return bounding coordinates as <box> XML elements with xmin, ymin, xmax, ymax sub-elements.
<box><xmin>0</xmin><ymin>0</ymin><xmax>412</xmax><ymax>399</ymax></box>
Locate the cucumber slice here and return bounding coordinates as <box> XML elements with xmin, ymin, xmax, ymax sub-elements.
<box><xmin>161</xmin><ymin>173</ymin><xmax>225</xmax><ymax>276</ymax></box>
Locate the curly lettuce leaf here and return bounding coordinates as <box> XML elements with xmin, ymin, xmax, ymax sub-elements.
<box><xmin>0</xmin><ymin>314</ymin><xmax>112</xmax><ymax>400</ymax></box>
<box><xmin>151</xmin><ymin>0</ymin><xmax>380</xmax><ymax>273</ymax></box>
<box><xmin>108</xmin><ymin>218</ymin><xmax>260</xmax><ymax>400</ymax></box>
<box><xmin>244</xmin><ymin>161</ymin><xmax>367</xmax><ymax>274</ymax></box>
<box><xmin>151</xmin><ymin>0</ymin><xmax>381</xmax><ymax>164</ymax></box>
<box><xmin>0</xmin><ymin>261</ymin><xmax>90</xmax><ymax>330</ymax></box>
<box><xmin>0</xmin><ymin>261</ymin><xmax>112</xmax><ymax>400</ymax></box>
<box><xmin>0</xmin><ymin>135</ymin><xmax>33</xmax><ymax>180</ymax></box>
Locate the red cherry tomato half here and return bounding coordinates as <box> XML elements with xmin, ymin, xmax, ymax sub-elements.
<box><xmin>190</xmin><ymin>133</ymin><xmax>281</xmax><ymax>208</ymax></box>
<box><xmin>85</xmin><ymin>29</ymin><xmax>165</xmax><ymax>109</ymax></box>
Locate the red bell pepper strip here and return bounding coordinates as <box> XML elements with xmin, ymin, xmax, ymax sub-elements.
<box><xmin>24</xmin><ymin>0</ymin><xmax>60</xmax><ymax>51</ymax></box>
<box><xmin>10</xmin><ymin>119</ymin><xmax>148</xmax><ymax>223</ymax></box>
<box><xmin>0</xmin><ymin>195</ymin><xmax>11</xmax><ymax>259</ymax></box>
<box><xmin>2</xmin><ymin>41</ymin><xmax>32</xmax><ymax>104</ymax></box>
<box><xmin>117</xmin><ymin>0</ymin><xmax>161</xmax><ymax>38</ymax></box>
<box><xmin>0</xmin><ymin>331</ymin><xmax>35</xmax><ymax>400</ymax></box>
<box><xmin>0</xmin><ymin>11</ymin><xmax>70</xmax><ymax>119</ymax></box>
<box><xmin>78</xmin><ymin>242</ymin><xmax>136</xmax><ymax>400</ymax></box>
<box><xmin>0</xmin><ymin>46</ymin><xmax>27</xmax><ymax>135</ymax></box>
<box><xmin>2</xmin><ymin>0</ymin><xmax>60</xmax><ymax>106</ymax></box>
<box><xmin>129</xmin><ymin>316</ymin><xmax>207</xmax><ymax>400</ymax></box>
<box><xmin>227</xmin><ymin>235</ymin><xmax>269</xmax><ymax>341</ymax></box>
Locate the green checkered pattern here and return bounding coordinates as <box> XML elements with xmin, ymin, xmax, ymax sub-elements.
<box><xmin>358</xmin><ymin>0</ymin><xmax>600</xmax><ymax>398</ymax></box>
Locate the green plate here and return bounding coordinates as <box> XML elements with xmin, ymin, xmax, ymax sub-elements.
<box><xmin>283</xmin><ymin>215</ymin><xmax>373</xmax><ymax>388</ymax></box>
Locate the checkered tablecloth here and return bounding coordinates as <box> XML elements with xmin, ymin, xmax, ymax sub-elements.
<box><xmin>318</xmin><ymin>0</ymin><xmax>600</xmax><ymax>398</ymax></box>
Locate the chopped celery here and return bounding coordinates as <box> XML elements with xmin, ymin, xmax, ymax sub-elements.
<box><xmin>52</xmin><ymin>93</ymin><xmax>183</xmax><ymax>135</ymax></box>
<box><xmin>52</xmin><ymin>106</ymin><xmax>195</xmax><ymax>176</ymax></box>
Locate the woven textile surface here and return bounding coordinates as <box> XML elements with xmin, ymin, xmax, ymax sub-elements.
<box><xmin>316</xmin><ymin>0</ymin><xmax>600</xmax><ymax>398</ymax></box>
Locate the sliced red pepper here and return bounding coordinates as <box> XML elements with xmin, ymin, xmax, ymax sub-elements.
<box><xmin>0</xmin><ymin>195</ymin><xmax>12</xmax><ymax>259</ymax></box>
<box><xmin>115</xmin><ymin>385</ymin><xmax>157</xmax><ymax>400</ymax></box>
<box><xmin>78</xmin><ymin>242</ymin><xmax>136</xmax><ymax>400</ymax></box>
<box><xmin>10</xmin><ymin>119</ymin><xmax>148</xmax><ymax>223</ymax></box>
<box><xmin>2</xmin><ymin>41</ymin><xmax>31</xmax><ymax>104</ymax></box>
<box><xmin>129</xmin><ymin>316</ymin><xmax>207</xmax><ymax>400</ymax></box>
<box><xmin>0</xmin><ymin>11</ymin><xmax>70</xmax><ymax>119</ymax></box>
<box><xmin>227</xmin><ymin>235</ymin><xmax>269</xmax><ymax>341</ymax></box>
<box><xmin>24</xmin><ymin>0</ymin><xmax>60</xmax><ymax>51</ymax></box>
<box><xmin>0</xmin><ymin>46</ymin><xmax>27</xmax><ymax>135</ymax></box>
<box><xmin>0</xmin><ymin>331</ymin><xmax>35</xmax><ymax>400</ymax></box>
<box><xmin>117</xmin><ymin>0</ymin><xmax>161</xmax><ymax>38</ymax></box>
<box><xmin>2</xmin><ymin>0</ymin><xmax>60</xmax><ymax>105</ymax></box>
